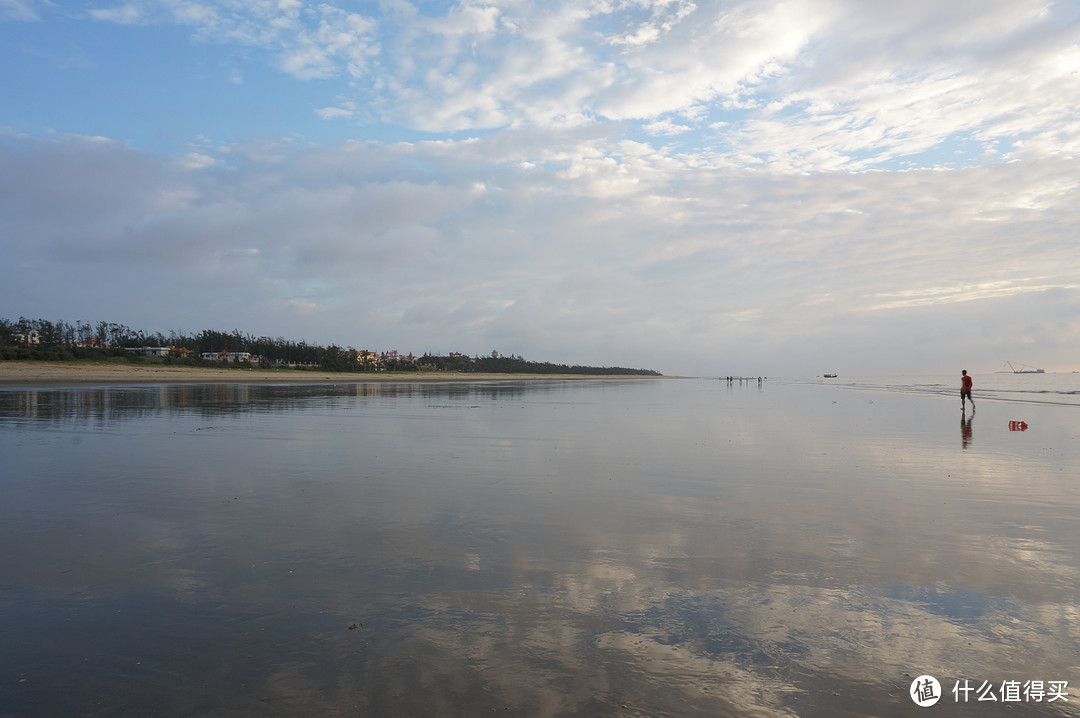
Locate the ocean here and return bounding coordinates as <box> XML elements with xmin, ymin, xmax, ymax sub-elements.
<box><xmin>1</xmin><ymin>376</ymin><xmax>1078</xmax><ymax>717</ymax></box>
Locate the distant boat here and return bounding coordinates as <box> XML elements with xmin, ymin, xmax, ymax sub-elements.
<box><xmin>1005</xmin><ymin>361</ymin><xmax>1045</xmax><ymax>374</ymax></box>
<box><xmin>824</xmin><ymin>373</ymin><xmax>838</xmax><ymax>378</ymax></box>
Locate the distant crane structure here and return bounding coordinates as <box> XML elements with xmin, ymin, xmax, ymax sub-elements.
<box><xmin>1005</xmin><ymin>361</ymin><xmax>1045</xmax><ymax>374</ymax></box>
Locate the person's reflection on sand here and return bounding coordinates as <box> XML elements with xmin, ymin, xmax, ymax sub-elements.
<box><xmin>961</xmin><ymin>409</ymin><xmax>974</xmax><ymax>449</ymax></box>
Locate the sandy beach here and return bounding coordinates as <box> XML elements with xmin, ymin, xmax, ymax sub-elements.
<box><xmin>0</xmin><ymin>361</ymin><xmax>657</xmax><ymax>386</ymax></box>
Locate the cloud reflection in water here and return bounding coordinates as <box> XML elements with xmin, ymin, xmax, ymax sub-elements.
<box><xmin>1</xmin><ymin>379</ymin><xmax>1078</xmax><ymax>716</ymax></box>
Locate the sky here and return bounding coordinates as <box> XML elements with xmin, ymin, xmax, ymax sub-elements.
<box><xmin>2</xmin><ymin>0</ymin><xmax>1079</xmax><ymax>377</ymax></box>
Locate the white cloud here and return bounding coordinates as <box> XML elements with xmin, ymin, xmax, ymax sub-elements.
<box><xmin>88</xmin><ymin>0</ymin><xmax>378</xmax><ymax>79</ymax></box>
<box><xmin>6</xmin><ymin>1</ymin><xmax>1080</xmax><ymax>374</ymax></box>
<box><xmin>78</xmin><ymin>0</ymin><xmax>1080</xmax><ymax>174</ymax></box>
<box><xmin>174</xmin><ymin>152</ymin><xmax>220</xmax><ymax>170</ymax></box>
<box><xmin>642</xmin><ymin>119</ymin><xmax>691</xmax><ymax>135</ymax></box>
<box><xmin>425</xmin><ymin>3</ymin><xmax>500</xmax><ymax>38</ymax></box>
<box><xmin>282</xmin><ymin>298</ymin><xmax>321</xmax><ymax>314</ymax></box>
<box><xmin>715</xmin><ymin>0</ymin><xmax>1080</xmax><ymax>171</ymax></box>
<box><xmin>607</xmin><ymin>0</ymin><xmax>698</xmax><ymax>48</ymax></box>
<box><xmin>4</xmin><ymin>128</ymin><xmax>1078</xmax><ymax>374</ymax></box>
<box><xmin>1</xmin><ymin>0</ymin><xmax>45</xmax><ymax>21</ymax></box>
<box><xmin>864</xmin><ymin>280</ymin><xmax>1080</xmax><ymax>311</ymax></box>
<box><xmin>315</xmin><ymin>106</ymin><xmax>354</xmax><ymax>120</ymax></box>
<box><xmin>88</xmin><ymin>2</ymin><xmax>144</xmax><ymax>24</ymax></box>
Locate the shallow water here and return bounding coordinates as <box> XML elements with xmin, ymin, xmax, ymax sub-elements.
<box><xmin>2</xmin><ymin>378</ymin><xmax>1079</xmax><ymax>717</ymax></box>
<box><xmin>792</xmin><ymin>372</ymin><xmax>1080</xmax><ymax>407</ymax></box>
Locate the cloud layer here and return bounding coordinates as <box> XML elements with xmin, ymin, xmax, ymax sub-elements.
<box><xmin>2</xmin><ymin>0</ymin><xmax>1079</xmax><ymax>374</ymax></box>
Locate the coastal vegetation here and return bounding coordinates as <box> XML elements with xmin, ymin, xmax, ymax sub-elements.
<box><xmin>0</xmin><ymin>316</ymin><xmax>661</xmax><ymax>376</ymax></box>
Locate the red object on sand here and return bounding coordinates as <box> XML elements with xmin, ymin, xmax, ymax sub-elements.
<box><xmin>1008</xmin><ymin>421</ymin><xmax>1028</xmax><ymax>431</ymax></box>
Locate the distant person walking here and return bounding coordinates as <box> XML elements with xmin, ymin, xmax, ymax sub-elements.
<box><xmin>961</xmin><ymin>370</ymin><xmax>974</xmax><ymax>410</ymax></box>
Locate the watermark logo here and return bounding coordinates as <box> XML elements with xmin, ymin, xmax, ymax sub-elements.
<box><xmin>908</xmin><ymin>676</ymin><xmax>1069</xmax><ymax>706</ymax></box>
<box><xmin>911</xmin><ymin>675</ymin><xmax>942</xmax><ymax>707</ymax></box>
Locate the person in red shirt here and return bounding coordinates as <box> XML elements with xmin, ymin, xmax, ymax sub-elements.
<box><xmin>961</xmin><ymin>370</ymin><xmax>974</xmax><ymax>410</ymax></box>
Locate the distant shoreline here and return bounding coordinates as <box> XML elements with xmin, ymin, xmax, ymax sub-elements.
<box><xmin>0</xmin><ymin>361</ymin><xmax>668</xmax><ymax>387</ymax></box>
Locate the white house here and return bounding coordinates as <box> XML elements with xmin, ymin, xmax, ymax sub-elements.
<box><xmin>125</xmin><ymin>346</ymin><xmax>171</xmax><ymax>357</ymax></box>
<box><xmin>12</xmin><ymin>330</ymin><xmax>41</xmax><ymax>345</ymax></box>
<box><xmin>200</xmin><ymin>351</ymin><xmax>253</xmax><ymax>362</ymax></box>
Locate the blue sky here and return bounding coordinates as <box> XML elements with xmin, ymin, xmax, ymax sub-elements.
<box><xmin>2</xmin><ymin>0</ymin><xmax>1079</xmax><ymax>376</ymax></box>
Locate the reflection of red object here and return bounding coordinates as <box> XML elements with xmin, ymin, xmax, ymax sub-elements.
<box><xmin>1009</xmin><ymin>421</ymin><xmax>1028</xmax><ymax>431</ymax></box>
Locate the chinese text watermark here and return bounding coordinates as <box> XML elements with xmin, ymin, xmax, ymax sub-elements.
<box><xmin>910</xmin><ymin>676</ymin><xmax>1069</xmax><ymax>707</ymax></box>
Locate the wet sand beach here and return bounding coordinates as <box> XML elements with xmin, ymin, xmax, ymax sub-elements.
<box><xmin>2</xmin><ymin>376</ymin><xmax>1078</xmax><ymax>717</ymax></box>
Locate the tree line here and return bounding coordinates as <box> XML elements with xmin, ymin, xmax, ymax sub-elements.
<box><xmin>0</xmin><ymin>316</ymin><xmax>661</xmax><ymax>376</ymax></box>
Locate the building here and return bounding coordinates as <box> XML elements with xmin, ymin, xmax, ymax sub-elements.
<box><xmin>125</xmin><ymin>346</ymin><xmax>171</xmax><ymax>357</ymax></box>
<box><xmin>12</xmin><ymin>330</ymin><xmax>41</xmax><ymax>345</ymax></box>
<box><xmin>200</xmin><ymin>351</ymin><xmax>253</xmax><ymax>362</ymax></box>
<box><xmin>355</xmin><ymin>350</ymin><xmax>382</xmax><ymax>369</ymax></box>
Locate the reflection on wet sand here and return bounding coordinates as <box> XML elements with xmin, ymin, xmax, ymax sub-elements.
<box><xmin>0</xmin><ymin>381</ymin><xmax>557</xmax><ymax>426</ymax></box>
<box><xmin>1</xmin><ymin>379</ymin><xmax>1079</xmax><ymax>716</ymax></box>
<box><xmin>962</xmin><ymin>409</ymin><xmax>974</xmax><ymax>449</ymax></box>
